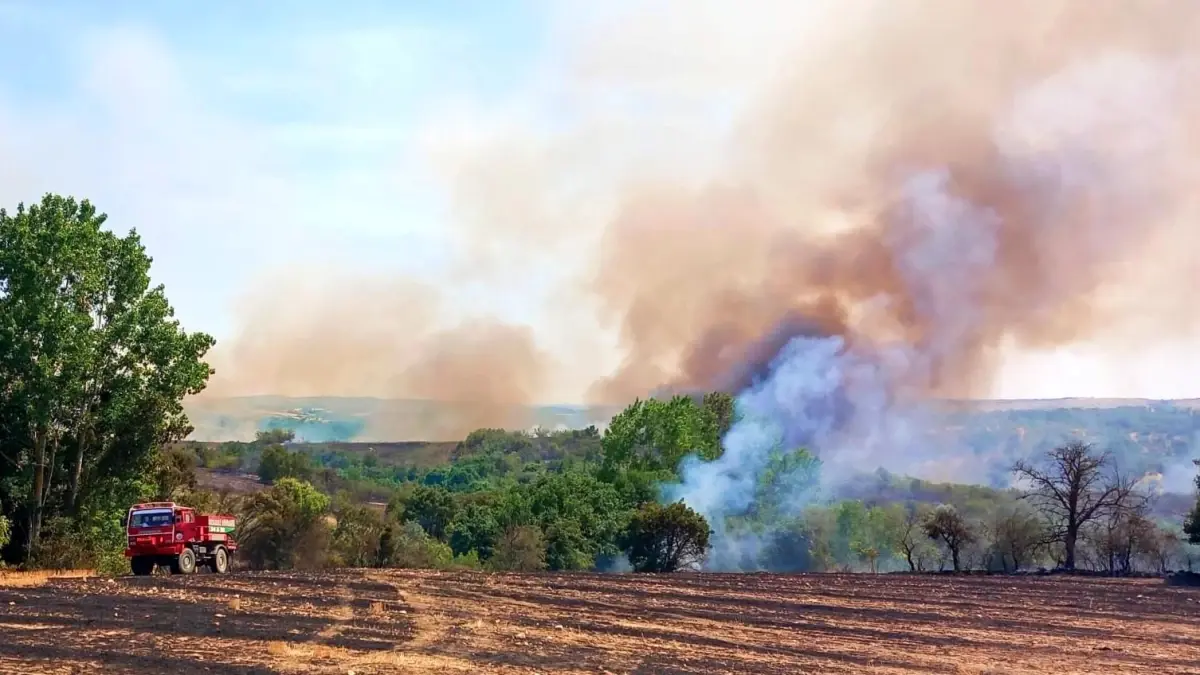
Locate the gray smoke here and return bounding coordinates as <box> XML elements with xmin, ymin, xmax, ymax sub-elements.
<box><xmin>661</xmin><ymin>50</ymin><xmax>1198</xmax><ymax>566</ymax></box>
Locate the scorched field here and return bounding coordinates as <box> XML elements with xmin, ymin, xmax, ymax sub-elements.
<box><xmin>1</xmin><ymin>570</ymin><xmax>1198</xmax><ymax>674</ymax></box>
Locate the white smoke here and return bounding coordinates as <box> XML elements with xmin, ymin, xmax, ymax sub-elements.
<box><xmin>660</xmin><ymin>49</ymin><xmax>1199</xmax><ymax>569</ymax></box>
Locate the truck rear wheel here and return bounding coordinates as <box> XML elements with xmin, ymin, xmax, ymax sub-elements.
<box><xmin>131</xmin><ymin>556</ymin><xmax>154</xmax><ymax>576</ymax></box>
<box><xmin>171</xmin><ymin>548</ymin><xmax>197</xmax><ymax>575</ymax></box>
<box><xmin>211</xmin><ymin>546</ymin><xmax>229</xmax><ymax>574</ymax></box>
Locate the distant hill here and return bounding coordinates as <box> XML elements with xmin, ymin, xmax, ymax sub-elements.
<box><xmin>938</xmin><ymin>397</ymin><xmax>1200</xmax><ymax>411</ymax></box>
<box><xmin>183</xmin><ymin>396</ymin><xmax>622</xmax><ymax>443</ymax></box>
<box><xmin>183</xmin><ymin>395</ymin><xmax>1199</xmax><ymax>442</ymax></box>
<box><xmin>182</xmin><ymin>395</ymin><xmax>1198</xmax><ymax>489</ymax></box>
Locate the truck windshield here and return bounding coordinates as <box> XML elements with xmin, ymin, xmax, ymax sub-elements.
<box><xmin>129</xmin><ymin>510</ymin><xmax>174</xmax><ymax>528</ymax></box>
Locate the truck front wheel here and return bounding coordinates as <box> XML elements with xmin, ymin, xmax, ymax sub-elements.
<box><xmin>171</xmin><ymin>548</ymin><xmax>197</xmax><ymax>575</ymax></box>
<box><xmin>211</xmin><ymin>546</ymin><xmax>230</xmax><ymax>574</ymax></box>
<box><xmin>130</xmin><ymin>556</ymin><xmax>154</xmax><ymax>576</ymax></box>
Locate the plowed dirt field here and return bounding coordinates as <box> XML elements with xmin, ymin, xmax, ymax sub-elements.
<box><xmin>1</xmin><ymin>570</ymin><xmax>1197</xmax><ymax>674</ymax></box>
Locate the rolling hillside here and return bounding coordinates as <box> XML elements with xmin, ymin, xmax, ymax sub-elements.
<box><xmin>183</xmin><ymin>396</ymin><xmax>622</xmax><ymax>443</ymax></box>
<box><xmin>184</xmin><ymin>396</ymin><xmax>1200</xmax><ymax>443</ymax></box>
<box><xmin>181</xmin><ymin>396</ymin><xmax>1198</xmax><ymax>490</ymax></box>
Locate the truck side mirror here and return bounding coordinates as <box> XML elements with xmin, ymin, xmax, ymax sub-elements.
<box><xmin>120</xmin><ymin>514</ymin><xmax>128</xmax><ymax>527</ymax></box>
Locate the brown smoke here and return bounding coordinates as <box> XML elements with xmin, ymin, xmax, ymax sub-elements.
<box><xmin>203</xmin><ymin>274</ymin><xmax>550</xmax><ymax>439</ymax></box>
<box><xmin>586</xmin><ymin>0</ymin><xmax>1200</xmax><ymax>403</ymax></box>
<box><xmin>203</xmin><ymin>0</ymin><xmax>1200</xmax><ymax>436</ymax></box>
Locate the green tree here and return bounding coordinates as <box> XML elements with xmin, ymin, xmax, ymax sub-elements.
<box><xmin>239</xmin><ymin>478</ymin><xmax>332</xmax><ymax>570</ymax></box>
<box><xmin>621</xmin><ymin>501</ymin><xmax>711</xmax><ymax>573</ymax></box>
<box><xmin>448</xmin><ymin>501</ymin><xmax>502</xmax><ymax>560</ymax></box>
<box><xmin>544</xmin><ymin>519</ymin><xmax>595</xmax><ymax>571</ymax></box>
<box><xmin>258</xmin><ymin>444</ymin><xmax>312</xmax><ymax>484</ymax></box>
<box><xmin>0</xmin><ymin>515</ymin><xmax>10</xmax><ymax>556</ymax></box>
<box><xmin>255</xmin><ymin>429</ymin><xmax>296</xmax><ymax>446</ymax></box>
<box><xmin>330</xmin><ymin>504</ymin><xmax>386</xmax><ymax>568</ymax></box>
<box><xmin>754</xmin><ymin>448</ymin><xmax>820</xmax><ymax>521</ymax></box>
<box><xmin>761</xmin><ymin>518</ymin><xmax>819</xmax><ymax>572</ymax></box>
<box><xmin>0</xmin><ymin>194</ymin><xmax>214</xmax><ymax>564</ymax></box>
<box><xmin>394</xmin><ymin>485</ymin><xmax>458</xmax><ymax>542</ymax></box>
<box><xmin>523</xmin><ymin>470</ymin><xmax>628</xmax><ymax>569</ymax></box>
<box><xmin>379</xmin><ymin>520</ymin><xmax>453</xmax><ymax>569</ymax></box>
<box><xmin>487</xmin><ymin>525</ymin><xmax>548</xmax><ymax>572</ymax></box>
<box><xmin>701</xmin><ymin>391</ymin><xmax>736</xmax><ymax>439</ymax></box>
<box><xmin>851</xmin><ymin>505</ymin><xmax>902</xmax><ymax>573</ymax></box>
<box><xmin>601</xmin><ymin>395</ymin><xmax>723</xmax><ymax>480</ymax></box>
<box><xmin>833</xmin><ymin>501</ymin><xmax>869</xmax><ymax>567</ymax></box>
<box><xmin>150</xmin><ymin>446</ymin><xmax>198</xmax><ymax>500</ymax></box>
<box><xmin>922</xmin><ymin>504</ymin><xmax>976</xmax><ymax>572</ymax></box>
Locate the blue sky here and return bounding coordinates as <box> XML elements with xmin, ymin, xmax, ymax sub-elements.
<box><xmin>0</xmin><ymin>0</ymin><xmax>788</xmax><ymax>402</ymax></box>
<box><xmin>0</xmin><ymin>0</ymin><xmax>553</xmax><ymax>338</ymax></box>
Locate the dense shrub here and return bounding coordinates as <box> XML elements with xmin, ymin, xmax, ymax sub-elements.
<box><xmin>487</xmin><ymin>526</ymin><xmax>548</xmax><ymax>572</ymax></box>
<box><xmin>621</xmin><ymin>502</ymin><xmax>711</xmax><ymax>573</ymax></box>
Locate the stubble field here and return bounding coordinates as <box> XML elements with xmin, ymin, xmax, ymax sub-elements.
<box><xmin>1</xmin><ymin>569</ymin><xmax>1197</xmax><ymax>674</ymax></box>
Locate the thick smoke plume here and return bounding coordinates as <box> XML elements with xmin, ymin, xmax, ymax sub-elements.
<box><xmin>204</xmin><ymin>0</ymin><xmax>1200</xmax><ymax>473</ymax></box>
<box><xmin>589</xmin><ymin>0</ymin><xmax>1200</xmax><ymax>405</ymax></box>
<box><xmin>635</xmin><ymin>0</ymin><xmax>1200</xmax><ymax>568</ymax></box>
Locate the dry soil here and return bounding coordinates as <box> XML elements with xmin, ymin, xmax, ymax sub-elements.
<box><xmin>1</xmin><ymin>570</ymin><xmax>1198</xmax><ymax>674</ymax></box>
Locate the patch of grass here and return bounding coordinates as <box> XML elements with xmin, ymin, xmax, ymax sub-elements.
<box><xmin>0</xmin><ymin>569</ymin><xmax>95</xmax><ymax>587</ymax></box>
<box><xmin>266</xmin><ymin>641</ymin><xmax>349</xmax><ymax>660</ymax></box>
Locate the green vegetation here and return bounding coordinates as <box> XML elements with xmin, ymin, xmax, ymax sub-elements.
<box><xmin>168</xmin><ymin>410</ymin><xmax>1197</xmax><ymax>575</ymax></box>
<box><xmin>1</xmin><ymin>193</ymin><xmax>1197</xmax><ymax>577</ymax></box>
<box><xmin>0</xmin><ymin>195</ymin><xmax>213</xmax><ymax>572</ymax></box>
<box><xmin>622</xmin><ymin>502</ymin><xmax>711</xmax><ymax>573</ymax></box>
<box><xmin>0</xmin><ymin>516</ymin><xmax>10</xmax><ymax>557</ymax></box>
<box><xmin>183</xmin><ymin>397</ymin><xmax>1199</xmax><ymax>484</ymax></box>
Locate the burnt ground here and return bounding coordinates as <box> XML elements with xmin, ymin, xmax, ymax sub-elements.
<box><xmin>1</xmin><ymin>570</ymin><xmax>1198</xmax><ymax>674</ymax></box>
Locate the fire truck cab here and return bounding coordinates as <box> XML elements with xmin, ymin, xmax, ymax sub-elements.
<box><xmin>123</xmin><ymin>501</ymin><xmax>237</xmax><ymax>576</ymax></box>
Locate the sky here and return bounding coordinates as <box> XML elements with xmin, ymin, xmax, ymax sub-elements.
<box><xmin>0</xmin><ymin>0</ymin><xmax>553</xmax><ymax>337</ymax></box>
<box><xmin>0</xmin><ymin>0</ymin><xmax>1196</xmax><ymax>402</ymax></box>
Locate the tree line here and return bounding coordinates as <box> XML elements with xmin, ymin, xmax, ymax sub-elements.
<box><xmin>164</xmin><ymin>431</ymin><xmax>1198</xmax><ymax>576</ymax></box>
<box><xmin>1</xmin><ymin>194</ymin><xmax>1198</xmax><ymax>576</ymax></box>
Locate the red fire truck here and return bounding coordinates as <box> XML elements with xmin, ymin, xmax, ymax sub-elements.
<box><xmin>123</xmin><ymin>501</ymin><xmax>237</xmax><ymax>575</ymax></box>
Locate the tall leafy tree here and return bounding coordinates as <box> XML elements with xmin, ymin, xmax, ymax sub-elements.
<box><xmin>601</xmin><ymin>395</ymin><xmax>723</xmax><ymax>478</ymax></box>
<box><xmin>239</xmin><ymin>478</ymin><xmax>332</xmax><ymax>570</ymax></box>
<box><xmin>922</xmin><ymin>504</ymin><xmax>975</xmax><ymax>572</ymax></box>
<box><xmin>701</xmin><ymin>391</ymin><xmax>736</xmax><ymax>439</ymax></box>
<box><xmin>394</xmin><ymin>484</ymin><xmax>458</xmax><ymax>541</ymax></box>
<box><xmin>0</xmin><ymin>194</ymin><xmax>213</xmax><ymax>563</ymax></box>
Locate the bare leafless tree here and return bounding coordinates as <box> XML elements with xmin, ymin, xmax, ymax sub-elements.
<box><xmin>1013</xmin><ymin>441</ymin><xmax>1146</xmax><ymax>571</ymax></box>
<box><xmin>1134</xmin><ymin>520</ymin><xmax>1180</xmax><ymax>574</ymax></box>
<box><xmin>895</xmin><ymin>502</ymin><xmax>926</xmax><ymax>572</ymax></box>
<box><xmin>1086</xmin><ymin>509</ymin><xmax>1156</xmax><ymax>574</ymax></box>
<box><xmin>990</xmin><ymin>506</ymin><xmax>1046</xmax><ymax>572</ymax></box>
